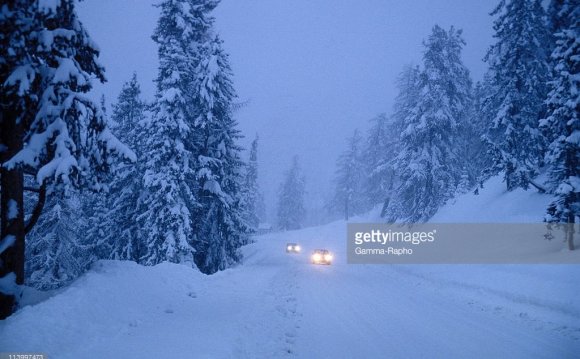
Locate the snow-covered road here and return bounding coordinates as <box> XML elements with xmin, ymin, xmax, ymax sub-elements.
<box><xmin>248</xmin><ymin>223</ymin><xmax>580</xmax><ymax>358</ymax></box>
<box><xmin>1</xmin><ymin>220</ymin><xmax>579</xmax><ymax>358</ymax></box>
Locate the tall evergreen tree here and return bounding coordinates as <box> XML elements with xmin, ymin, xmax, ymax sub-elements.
<box><xmin>137</xmin><ymin>0</ymin><xmax>246</xmax><ymax>273</ymax></box>
<box><xmin>464</xmin><ymin>81</ymin><xmax>491</xmax><ymax>186</ymax></box>
<box><xmin>277</xmin><ymin>156</ymin><xmax>306</xmax><ymax>230</ymax></box>
<box><xmin>25</xmin><ymin>95</ymin><xmax>114</xmax><ymax>290</ymax></box>
<box><xmin>0</xmin><ymin>0</ymin><xmax>133</xmax><ymax>318</ymax></box>
<box><xmin>242</xmin><ymin>135</ymin><xmax>261</xmax><ymax>231</ymax></box>
<box><xmin>91</xmin><ymin>74</ymin><xmax>147</xmax><ymax>262</ymax></box>
<box><xmin>542</xmin><ymin>2</ymin><xmax>579</xmax><ymax>250</ymax></box>
<box><xmin>191</xmin><ymin>35</ymin><xmax>249</xmax><ymax>274</ymax></box>
<box><xmin>364</xmin><ymin>114</ymin><xmax>397</xmax><ymax>209</ymax></box>
<box><xmin>483</xmin><ymin>0</ymin><xmax>552</xmax><ymax>190</ymax></box>
<box><xmin>380</xmin><ymin>65</ymin><xmax>421</xmax><ymax>217</ymax></box>
<box><xmin>332</xmin><ymin>130</ymin><xmax>367</xmax><ymax>220</ymax></box>
<box><xmin>385</xmin><ymin>26</ymin><xmax>472</xmax><ymax>223</ymax></box>
<box><xmin>137</xmin><ymin>0</ymin><xmax>210</xmax><ymax>266</ymax></box>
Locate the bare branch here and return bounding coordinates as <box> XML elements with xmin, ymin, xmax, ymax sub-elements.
<box><xmin>529</xmin><ymin>179</ymin><xmax>547</xmax><ymax>194</ymax></box>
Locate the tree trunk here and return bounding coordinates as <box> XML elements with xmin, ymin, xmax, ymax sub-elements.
<box><xmin>0</xmin><ymin>108</ymin><xmax>25</xmax><ymax>319</ymax></box>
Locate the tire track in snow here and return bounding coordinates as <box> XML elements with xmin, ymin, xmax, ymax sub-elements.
<box><xmin>231</xmin><ymin>244</ymin><xmax>303</xmax><ymax>358</ymax></box>
<box><xmin>268</xmin><ymin>260</ymin><xmax>302</xmax><ymax>357</ymax></box>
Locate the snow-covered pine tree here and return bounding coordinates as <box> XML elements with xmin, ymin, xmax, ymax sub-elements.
<box><xmin>191</xmin><ymin>35</ymin><xmax>249</xmax><ymax>274</ymax></box>
<box><xmin>541</xmin><ymin>1</ymin><xmax>579</xmax><ymax>250</ymax></box>
<box><xmin>0</xmin><ymin>0</ymin><xmax>134</xmax><ymax>318</ymax></box>
<box><xmin>256</xmin><ymin>192</ymin><xmax>267</xmax><ymax>224</ymax></box>
<box><xmin>385</xmin><ymin>25</ymin><xmax>472</xmax><ymax>223</ymax></box>
<box><xmin>25</xmin><ymin>95</ymin><xmax>113</xmax><ymax>290</ymax></box>
<box><xmin>332</xmin><ymin>129</ymin><xmax>367</xmax><ymax>220</ymax></box>
<box><xmin>136</xmin><ymin>0</ymin><xmax>209</xmax><ymax>266</ymax></box>
<box><xmin>90</xmin><ymin>74</ymin><xmax>147</xmax><ymax>262</ymax></box>
<box><xmin>242</xmin><ymin>134</ymin><xmax>261</xmax><ymax>232</ymax></box>
<box><xmin>363</xmin><ymin>113</ymin><xmax>398</xmax><ymax>210</ymax></box>
<box><xmin>392</xmin><ymin>65</ymin><xmax>422</xmax><ymax>130</ymax></box>
<box><xmin>467</xmin><ymin>80</ymin><xmax>494</xmax><ymax>184</ymax></box>
<box><xmin>25</xmin><ymin>188</ymin><xmax>90</xmax><ymax>290</ymax></box>
<box><xmin>277</xmin><ymin>156</ymin><xmax>306</xmax><ymax>230</ymax></box>
<box><xmin>483</xmin><ymin>0</ymin><xmax>552</xmax><ymax>191</ymax></box>
<box><xmin>380</xmin><ymin>65</ymin><xmax>421</xmax><ymax>218</ymax></box>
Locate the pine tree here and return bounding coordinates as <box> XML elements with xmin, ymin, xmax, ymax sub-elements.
<box><xmin>191</xmin><ymin>35</ymin><xmax>249</xmax><ymax>274</ymax></box>
<box><xmin>380</xmin><ymin>65</ymin><xmax>421</xmax><ymax>217</ymax></box>
<box><xmin>277</xmin><ymin>156</ymin><xmax>306</xmax><ymax>230</ymax></box>
<box><xmin>242</xmin><ymin>135</ymin><xmax>262</xmax><ymax>232</ymax></box>
<box><xmin>542</xmin><ymin>2</ymin><xmax>579</xmax><ymax>250</ymax></box>
<box><xmin>25</xmin><ymin>95</ymin><xmax>115</xmax><ymax>290</ymax></box>
<box><xmin>0</xmin><ymin>0</ymin><xmax>134</xmax><ymax>318</ymax></box>
<box><xmin>483</xmin><ymin>0</ymin><xmax>552</xmax><ymax>190</ymax></box>
<box><xmin>91</xmin><ymin>74</ymin><xmax>147</xmax><ymax>262</ymax></box>
<box><xmin>136</xmin><ymin>0</ymin><xmax>209</xmax><ymax>266</ymax></box>
<box><xmin>25</xmin><ymin>189</ymin><xmax>90</xmax><ymax>290</ymax></box>
<box><xmin>364</xmin><ymin>114</ymin><xmax>398</xmax><ymax>209</ymax></box>
<box><xmin>385</xmin><ymin>26</ymin><xmax>472</xmax><ymax>223</ymax></box>
<box><xmin>467</xmin><ymin>81</ymin><xmax>494</xmax><ymax>184</ymax></box>
<box><xmin>137</xmin><ymin>0</ymin><xmax>246</xmax><ymax>273</ymax></box>
<box><xmin>332</xmin><ymin>130</ymin><xmax>367</xmax><ymax>220</ymax></box>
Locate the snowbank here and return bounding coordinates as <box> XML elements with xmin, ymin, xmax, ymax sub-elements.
<box><xmin>0</xmin><ymin>261</ymin><xmax>208</xmax><ymax>358</ymax></box>
<box><xmin>431</xmin><ymin>175</ymin><xmax>552</xmax><ymax>223</ymax></box>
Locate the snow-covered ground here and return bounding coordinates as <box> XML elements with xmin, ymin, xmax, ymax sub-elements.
<box><xmin>431</xmin><ymin>175</ymin><xmax>552</xmax><ymax>223</ymax></box>
<box><xmin>1</xmin><ymin>176</ymin><xmax>579</xmax><ymax>358</ymax></box>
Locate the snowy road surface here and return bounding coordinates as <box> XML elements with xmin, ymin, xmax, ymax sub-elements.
<box><xmin>1</xmin><ymin>220</ymin><xmax>579</xmax><ymax>358</ymax></box>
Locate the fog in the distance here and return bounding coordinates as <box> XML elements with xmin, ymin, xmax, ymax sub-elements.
<box><xmin>78</xmin><ymin>0</ymin><xmax>495</xmax><ymax>224</ymax></box>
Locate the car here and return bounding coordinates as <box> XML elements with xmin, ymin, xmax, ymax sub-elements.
<box><xmin>286</xmin><ymin>243</ymin><xmax>301</xmax><ymax>253</ymax></box>
<box><xmin>311</xmin><ymin>249</ymin><xmax>333</xmax><ymax>265</ymax></box>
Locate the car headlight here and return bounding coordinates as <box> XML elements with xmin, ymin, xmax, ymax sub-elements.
<box><xmin>287</xmin><ymin>246</ymin><xmax>292</xmax><ymax>251</ymax></box>
<box><xmin>324</xmin><ymin>254</ymin><xmax>333</xmax><ymax>261</ymax></box>
<box><xmin>295</xmin><ymin>245</ymin><xmax>301</xmax><ymax>252</ymax></box>
<box><xmin>312</xmin><ymin>253</ymin><xmax>321</xmax><ymax>262</ymax></box>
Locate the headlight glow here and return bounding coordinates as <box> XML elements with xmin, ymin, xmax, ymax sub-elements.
<box><xmin>287</xmin><ymin>246</ymin><xmax>292</xmax><ymax>251</ymax></box>
<box><xmin>324</xmin><ymin>254</ymin><xmax>333</xmax><ymax>261</ymax></box>
<box><xmin>312</xmin><ymin>253</ymin><xmax>322</xmax><ymax>262</ymax></box>
<box><xmin>295</xmin><ymin>245</ymin><xmax>301</xmax><ymax>252</ymax></box>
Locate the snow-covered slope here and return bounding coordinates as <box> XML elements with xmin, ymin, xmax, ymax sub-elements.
<box><xmin>1</xmin><ymin>175</ymin><xmax>578</xmax><ymax>358</ymax></box>
<box><xmin>431</xmin><ymin>175</ymin><xmax>552</xmax><ymax>223</ymax></box>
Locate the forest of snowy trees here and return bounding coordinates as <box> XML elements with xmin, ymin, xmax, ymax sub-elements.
<box><xmin>0</xmin><ymin>0</ymin><xmax>578</xmax><ymax>320</ymax></box>
<box><xmin>0</xmin><ymin>0</ymin><xmax>263</xmax><ymax>318</ymax></box>
<box><xmin>330</xmin><ymin>1</ymin><xmax>578</xmax><ymax>243</ymax></box>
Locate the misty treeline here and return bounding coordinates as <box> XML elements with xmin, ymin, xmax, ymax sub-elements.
<box><xmin>330</xmin><ymin>0</ymin><xmax>579</xmax><ymax>248</ymax></box>
<box><xmin>0</xmin><ymin>0</ymin><xmax>265</xmax><ymax>318</ymax></box>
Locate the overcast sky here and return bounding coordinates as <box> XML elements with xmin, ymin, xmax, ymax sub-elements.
<box><xmin>77</xmin><ymin>0</ymin><xmax>496</xmax><ymax>221</ymax></box>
